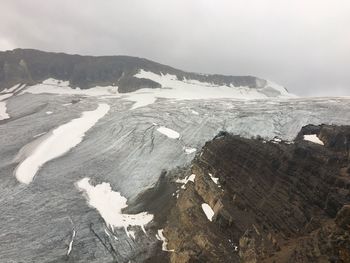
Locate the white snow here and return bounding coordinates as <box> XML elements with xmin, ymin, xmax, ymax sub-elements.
<box><xmin>176</xmin><ymin>174</ymin><xmax>196</xmax><ymax>189</ymax></box>
<box><xmin>0</xmin><ymin>84</ymin><xmax>21</xmax><ymax>93</ymax></box>
<box><xmin>263</xmin><ymin>80</ymin><xmax>293</xmax><ymax>97</ymax></box>
<box><xmin>46</xmin><ymin>111</ymin><xmax>53</xmax><ymax>115</ymax></box>
<box><xmin>129</xmin><ymin>70</ymin><xmax>297</xmax><ymax>109</ymax></box>
<box><xmin>23</xmin><ymin>79</ymin><xmax>119</xmax><ymax>97</ymax></box>
<box><xmin>183</xmin><ymin>147</ymin><xmax>197</xmax><ymax>154</ymax></box>
<box><xmin>303</xmin><ymin>134</ymin><xmax>324</xmax><ymax>145</ymax></box>
<box><xmin>209</xmin><ymin>173</ymin><xmax>219</xmax><ymax>184</ymax></box>
<box><xmin>176</xmin><ymin>174</ymin><xmax>196</xmax><ymax>185</ymax></box>
<box><xmin>0</xmin><ymin>93</ymin><xmax>13</xmax><ymax>101</ymax></box>
<box><xmin>133</xmin><ymin>70</ymin><xmax>268</xmax><ymax>102</ymax></box>
<box><xmin>271</xmin><ymin>137</ymin><xmax>282</xmax><ymax>144</ymax></box>
<box><xmin>42</xmin><ymin>78</ymin><xmax>70</xmax><ymax>87</ymax></box>
<box><xmin>156</xmin><ymin>229</ymin><xmax>174</xmax><ymax>252</ymax></box>
<box><xmin>76</xmin><ymin>177</ymin><xmax>153</xmax><ymax>237</ymax></box>
<box><xmin>125</xmin><ymin>92</ymin><xmax>157</xmax><ymax>110</ymax></box>
<box><xmin>0</xmin><ymin>101</ymin><xmax>9</xmax><ymax>120</ymax></box>
<box><xmin>156</xmin><ymin>126</ymin><xmax>180</xmax><ymax>139</ymax></box>
<box><xmin>67</xmin><ymin>230</ymin><xmax>76</xmax><ymax>256</ymax></box>
<box><xmin>201</xmin><ymin>203</ymin><xmax>215</xmax><ymax>221</ymax></box>
<box><xmin>0</xmin><ymin>85</ymin><xmax>16</xmax><ymax>120</ymax></box>
<box><xmin>20</xmin><ymin>74</ymin><xmax>294</xmax><ymax>111</ymax></box>
<box><xmin>15</xmin><ymin>103</ymin><xmax>110</xmax><ymax>184</ymax></box>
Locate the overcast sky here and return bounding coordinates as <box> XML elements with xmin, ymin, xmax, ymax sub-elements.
<box><xmin>1</xmin><ymin>0</ymin><xmax>349</xmax><ymax>96</ymax></box>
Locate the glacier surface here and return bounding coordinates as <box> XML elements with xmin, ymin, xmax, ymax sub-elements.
<box><xmin>0</xmin><ymin>80</ymin><xmax>349</xmax><ymax>262</ymax></box>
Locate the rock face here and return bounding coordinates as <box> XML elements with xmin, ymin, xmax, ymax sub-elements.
<box><xmin>0</xmin><ymin>49</ymin><xmax>285</xmax><ymax>94</ymax></box>
<box><xmin>161</xmin><ymin>124</ymin><xmax>350</xmax><ymax>263</ymax></box>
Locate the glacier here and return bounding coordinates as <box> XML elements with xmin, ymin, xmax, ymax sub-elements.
<box><xmin>0</xmin><ymin>78</ymin><xmax>349</xmax><ymax>262</ymax></box>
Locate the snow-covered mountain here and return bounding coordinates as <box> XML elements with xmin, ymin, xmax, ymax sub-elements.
<box><xmin>0</xmin><ymin>49</ymin><xmax>293</xmax><ymax>99</ymax></box>
<box><xmin>0</xmin><ymin>49</ymin><xmax>349</xmax><ymax>262</ymax></box>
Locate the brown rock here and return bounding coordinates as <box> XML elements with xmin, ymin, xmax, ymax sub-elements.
<box><xmin>335</xmin><ymin>205</ymin><xmax>350</xmax><ymax>230</ymax></box>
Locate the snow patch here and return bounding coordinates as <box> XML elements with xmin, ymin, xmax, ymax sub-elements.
<box><xmin>134</xmin><ymin>70</ymin><xmax>269</xmax><ymax>102</ymax></box>
<box><xmin>156</xmin><ymin>126</ymin><xmax>180</xmax><ymax>139</ymax></box>
<box><xmin>125</xmin><ymin>92</ymin><xmax>157</xmax><ymax>110</ymax></box>
<box><xmin>0</xmin><ymin>93</ymin><xmax>13</xmax><ymax>101</ymax></box>
<box><xmin>76</xmin><ymin>177</ymin><xmax>153</xmax><ymax>237</ymax></box>
<box><xmin>176</xmin><ymin>174</ymin><xmax>196</xmax><ymax>189</ymax></box>
<box><xmin>46</xmin><ymin>111</ymin><xmax>53</xmax><ymax>115</ymax></box>
<box><xmin>271</xmin><ymin>137</ymin><xmax>282</xmax><ymax>144</ymax></box>
<box><xmin>0</xmin><ymin>85</ymin><xmax>16</xmax><ymax>120</ymax></box>
<box><xmin>14</xmin><ymin>103</ymin><xmax>110</xmax><ymax>184</ymax></box>
<box><xmin>0</xmin><ymin>101</ymin><xmax>9</xmax><ymax>120</ymax></box>
<box><xmin>23</xmin><ymin>79</ymin><xmax>119</xmax><ymax>97</ymax></box>
<box><xmin>156</xmin><ymin>229</ymin><xmax>174</xmax><ymax>252</ymax></box>
<box><xmin>201</xmin><ymin>203</ymin><xmax>215</xmax><ymax>221</ymax></box>
<box><xmin>0</xmin><ymin>84</ymin><xmax>22</xmax><ymax>93</ymax></box>
<box><xmin>209</xmin><ymin>173</ymin><xmax>219</xmax><ymax>184</ymax></box>
<box><xmin>183</xmin><ymin>147</ymin><xmax>197</xmax><ymax>154</ymax></box>
<box><xmin>42</xmin><ymin>78</ymin><xmax>70</xmax><ymax>87</ymax></box>
<box><xmin>304</xmin><ymin>134</ymin><xmax>324</xmax><ymax>145</ymax></box>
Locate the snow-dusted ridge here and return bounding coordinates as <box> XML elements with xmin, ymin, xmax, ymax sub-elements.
<box><xmin>14</xmin><ymin>103</ymin><xmax>110</xmax><ymax>184</ymax></box>
<box><xmin>21</xmin><ymin>72</ymin><xmax>295</xmax><ymax>111</ymax></box>
<box><xmin>134</xmin><ymin>70</ymin><xmax>294</xmax><ymax>99</ymax></box>
<box><xmin>23</xmin><ymin>78</ymin><xmax>119</xmax><ymax>97</ymax></box>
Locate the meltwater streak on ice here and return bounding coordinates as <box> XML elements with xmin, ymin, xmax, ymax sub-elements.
<box><xmin>14</xmin><ymin>103</ymin><xmax>110</xmax><ymax>184</ymax></box>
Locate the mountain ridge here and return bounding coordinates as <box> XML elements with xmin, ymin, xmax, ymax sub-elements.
<box><xmin>0</xmin><ymin>48</ymin><xmax>289</xmax><ymax>97</ymax></box>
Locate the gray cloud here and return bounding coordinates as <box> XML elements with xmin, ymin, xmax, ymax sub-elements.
<box><xmin>1</xmin><ymin>0</ymin><xmax>349</xmax><ymax>96</ymax></box>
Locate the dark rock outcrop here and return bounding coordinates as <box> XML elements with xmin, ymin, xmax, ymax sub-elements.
<box><xmin>161</xmin><ymin>124</ymin><xmax>350</xmax><ymax>262</ymax></box>
<box><xmin>0</xmin><ymin>49</ymin><xmax>282</xmax><ymax>94</ymax></box>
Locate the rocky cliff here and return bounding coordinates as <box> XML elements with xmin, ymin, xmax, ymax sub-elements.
<box><xmin>0</xmin><ymin>49</ymin><xmax>285</xmax><ymax>95</ymax></box>
<box><xmin>157</xmin><ymin>124</ymin><xmax>350</xmax><ymax>263</ymax></box>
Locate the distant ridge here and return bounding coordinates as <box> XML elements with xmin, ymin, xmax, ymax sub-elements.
<box><xmin>0</xmin><ymin>48</ymin><xmax>289</xmax><ymax>96</ymax></box>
